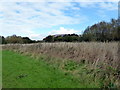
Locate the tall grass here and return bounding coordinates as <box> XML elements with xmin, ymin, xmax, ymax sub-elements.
<box><xmin>2</xmin><ymin>42</ymin><xmax>120</xmax><ymax>88</ymax></box>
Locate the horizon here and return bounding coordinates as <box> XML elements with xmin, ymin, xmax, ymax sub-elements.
<box><xmin>0</xmin><ymin>0</ymin><xmax>118</xmax><ymax>40</ymax></box>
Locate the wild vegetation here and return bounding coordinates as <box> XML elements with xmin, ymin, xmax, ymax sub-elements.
<box><xmin>3</xmin><ymin>50</ymin><xmax>92</xmax><ymax>88</ymax></box>
<box><xmin>2</xmin><ymin>42</ymin><xmax>120</xmax><ymax>88</ymax></box>
<box><xmin>43</xmin><ymin>19</ymin><xmax>120</xmax><ymax>42</ymax></box>
<box><xmin>0</xmin><ymin>18</ymin><xmax>120</xmax><ymax>44</ymax></box>
<box><xmin>1</xmin><ymin>17</ymin><xmax>120</xmax><ymax>88</ymax></box>
<box><xmin>0</xmin><ymin>35</ymin><xmax>37</xmax><ymax>44</ymax></box>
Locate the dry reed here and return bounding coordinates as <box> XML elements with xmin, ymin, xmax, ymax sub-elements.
<box><xmin>2</xmin><ymin>42</ymin><xmax>120</xmax><ymax>88</ymax></box>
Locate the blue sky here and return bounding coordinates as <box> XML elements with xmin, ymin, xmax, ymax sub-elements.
<box><xmin>0</xmin><ymin>0</ymin><xmax>118</xmax><ymax>40</ymax></box>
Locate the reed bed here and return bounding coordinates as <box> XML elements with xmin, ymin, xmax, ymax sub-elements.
<box><xmin>2</xmin><ymin>42</ymin><xmax>119</xmax><ymax>67</ymax></box>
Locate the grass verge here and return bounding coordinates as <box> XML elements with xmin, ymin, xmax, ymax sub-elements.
<box><xmin>2</xmin><ymin>50</ymin><xmax>117</xmax><ymax>88</ymax></box>
<box><xmin>2</xmin><ymin>50</ymin><xmax>100</xmax><ymax>88</ymax></box>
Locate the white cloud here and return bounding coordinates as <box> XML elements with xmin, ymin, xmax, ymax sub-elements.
<box><xmin>0</xmin><ymin>1</ymin><xmax>118</xmax><ymax>40</ymax></box>
<box><xmin>49</xmin><ymin>27</ymin><xmax>80</xmax><ymax>35</ymax></box>
<box><xmin>73</xmin><ymin>0</ymin><xmax>119</xmax><ymax>2</ymax></box>
<box><xmin>0</xmin><ymin>2</ymin><xmax>85</xmax><ymax>40</ymax></box>
<box><xmin>0</xmin><ymin>0</ymin><xmax>119</xmax><ymax>2</ymax></box>
<box><xmin>97</xmin><ymin>10</ymin><xmax>108</xmax><ymax>19</ymax></box>
<box><xmin>99</xmin><ymin>2</ymin><xmax>118</xmax><ymax>10</ymax></box>
<box><xmin>0</xmin><ymin>2</ymin><xmax>83</xmax><ymax>27</ymax></box>
<box><xmin>0</xmin><ymin>24</ymin><xmax>44</xmax><ymax>40</ymax></box>
<box><xmin>0</xmin><ymin>2</ymin><xmax>82</xmax><ymax>27</ymax></box>
<box><xmin>77</xmin><ymin>2</ymin><xmax>118</xmax><ymax>11</ymax></box>
<box><xmin>29</xmin><ymin>34</ymin><xmax>46</xmax><ymax>40</ymax></box>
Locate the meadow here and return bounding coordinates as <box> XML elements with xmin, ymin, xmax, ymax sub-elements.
<box><xmin>3</xmin><ymin>50</ymin><xmax>88</xmax><ymax>88</ymax></box>
<box><xmin>2</xmin><ymin>42</ymin><xmax>120</xmax><ymax>88</ymax></box>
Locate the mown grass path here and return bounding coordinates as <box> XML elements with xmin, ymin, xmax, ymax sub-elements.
<box><xmin>2</xmin><ymin>50</ymin><xmax>85</xmax><ymax>88</ymax></box>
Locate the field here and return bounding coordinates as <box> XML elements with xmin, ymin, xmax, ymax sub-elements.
<box><xmin>2</xmin><ymin>42</ymin><xmax>120</xmax><ymax>88</ymax></box>
<box><xmin>3</xmin><ymin>50</ymin><xmax>99</xmax><ymax>88</ymax></box>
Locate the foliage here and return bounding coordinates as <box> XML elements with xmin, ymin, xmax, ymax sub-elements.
<box><xmin>43</xmin><ymin>34</ymin><xmax>80</xmax><ymax>42</ymax></box>
<box><xmin>0</xmin><ymin>36</ymin><xmax>6</xmax><ymax>44</ymax></box>
<box><xmin>0</xmin><ymin>35</ymin><xmax>39</xmax><ymax>44</ymax></box>
<box><xmin>43</xmin><ymin>18</ymin><xmax>120</xmax><ymax>42</ymax></box>
<box><xmin>5</xmin><ymin>35</ymin><xmax>33</xmax><ymax>44</ymax></box>
<box><xmin>83</xmin><ymin>19</ymin><xmax>119</xmax><ymax>42</ymax></box>
<box><xmin>0</xmin><ymin>18</ymin><xmax>120</xmax><ymax>44</ymax></box>
<box><xmin>3</xmin><ymin>42</ymin><xmax>120</xmax><ymax>88</ymax></box>
<box><xmin>3</xmin><ymin>49</ymin><xmax>119</xmax><ymax>88</ymax></box>
<box><xmin>43</xmin><ymin>35</ymin><xmax>54</xmax><ymax>42</ymax></box>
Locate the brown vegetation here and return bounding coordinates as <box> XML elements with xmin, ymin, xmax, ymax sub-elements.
<box><xmin>2</xmin><ymin>42</ymin><xmax>120</xmax><ymax>88</ymax></box>
<box><xmin>3</xmin><ymin>42</ymin><xmax>119</xmax><ymax>67</ymax></box>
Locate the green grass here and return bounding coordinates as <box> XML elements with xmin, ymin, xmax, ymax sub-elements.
<box><xmin>2</xmin><ymin>50</ymin><xmax>90</xmax><ymax>88</ymax></box>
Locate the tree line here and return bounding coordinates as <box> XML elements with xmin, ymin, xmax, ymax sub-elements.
<box><xmin>0</xmin><ymin>18</ymin><xmax>120</xmax><ymax>44</ymax></box>
<box><xmin>0</xmin><ymin>35</ymin><xmax>40</xmax><ymax>44</ymax></box>
<box><xmin>43</xmin><ymin>18</ymin><xmax>120</xmax><ymax>42</ymax></box>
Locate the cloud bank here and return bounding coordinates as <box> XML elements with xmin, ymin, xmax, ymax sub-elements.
<box><xmin>49</xmin><ymin>27</ymin><xmax>80</xmax><ymax>35</ymax></box>
<box><xmin>0</xmin><ymin>1</ymin><xmax>118</xmax><ymax>40</ymax></box>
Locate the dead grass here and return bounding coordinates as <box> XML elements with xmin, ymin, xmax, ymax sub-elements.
<box><xmin>2</xmin><ymin>42</ymin><xmax>120</xmax><ymax>88</ymax></box>
<box><xmin>3</xmin><ymin>42</ymin><xmax>119</xmax><ymax>67</ymax></box>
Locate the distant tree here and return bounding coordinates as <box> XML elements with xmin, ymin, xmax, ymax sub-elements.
<box><xmin>83</xmin><ymin>18</ymin><xmax>119</xmax><ymax>42</ymax></box>
<box><xmin>63</xmin><ymin>35</ymin><xmax>71</xmax><ymax>42</ymax></box>
<box><xmin>54</xmin><ymin>36</ymin><xmax>63</xmax><ymax>42</ymax></box>
<box><xmin>78</xmin><ymin>35</ymin><xmax>83</xmax><ymax>42</ymax></box>
<box><xmin>5</xmin><ymin>35</ymin><xmax>33</xmax><ymax>44</ymax></box>
<box><xmin>43</xmin><ymin>35</ymin><xmax>54</xmax><ymax>42</ymax></box>
<box><xmin>2</xmin><ymin>18</ymin><xmax>119</xmax><ymax>43</ymax></box>
<box><xmin>0</xmin><ymin>36</ymin><xmax>6</xmax><ymax>44</ymax></box>
<box><xmin>5</xmin><ymin>35</ymin><xmax>23</xmax><ymax>44</ymax></box>
<box><xmin>82</xmin><ymin>33</ymin><xmax>93</xmax><ymax>42</ymax></box>
<box><xmin>62</xmin><ymin>34</ymin><xmax>79</xmax><ymax>42</ymax></box>
<box><xmin>22</xmin><ymin>37</ymin><xmax>32</xmax><ymax>43</ymax></box>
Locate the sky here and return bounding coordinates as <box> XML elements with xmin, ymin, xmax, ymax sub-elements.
<box><xmin>0</xmin><ymin>0</ymin><xmax>119</xmax><ymax>40</ymax></box>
